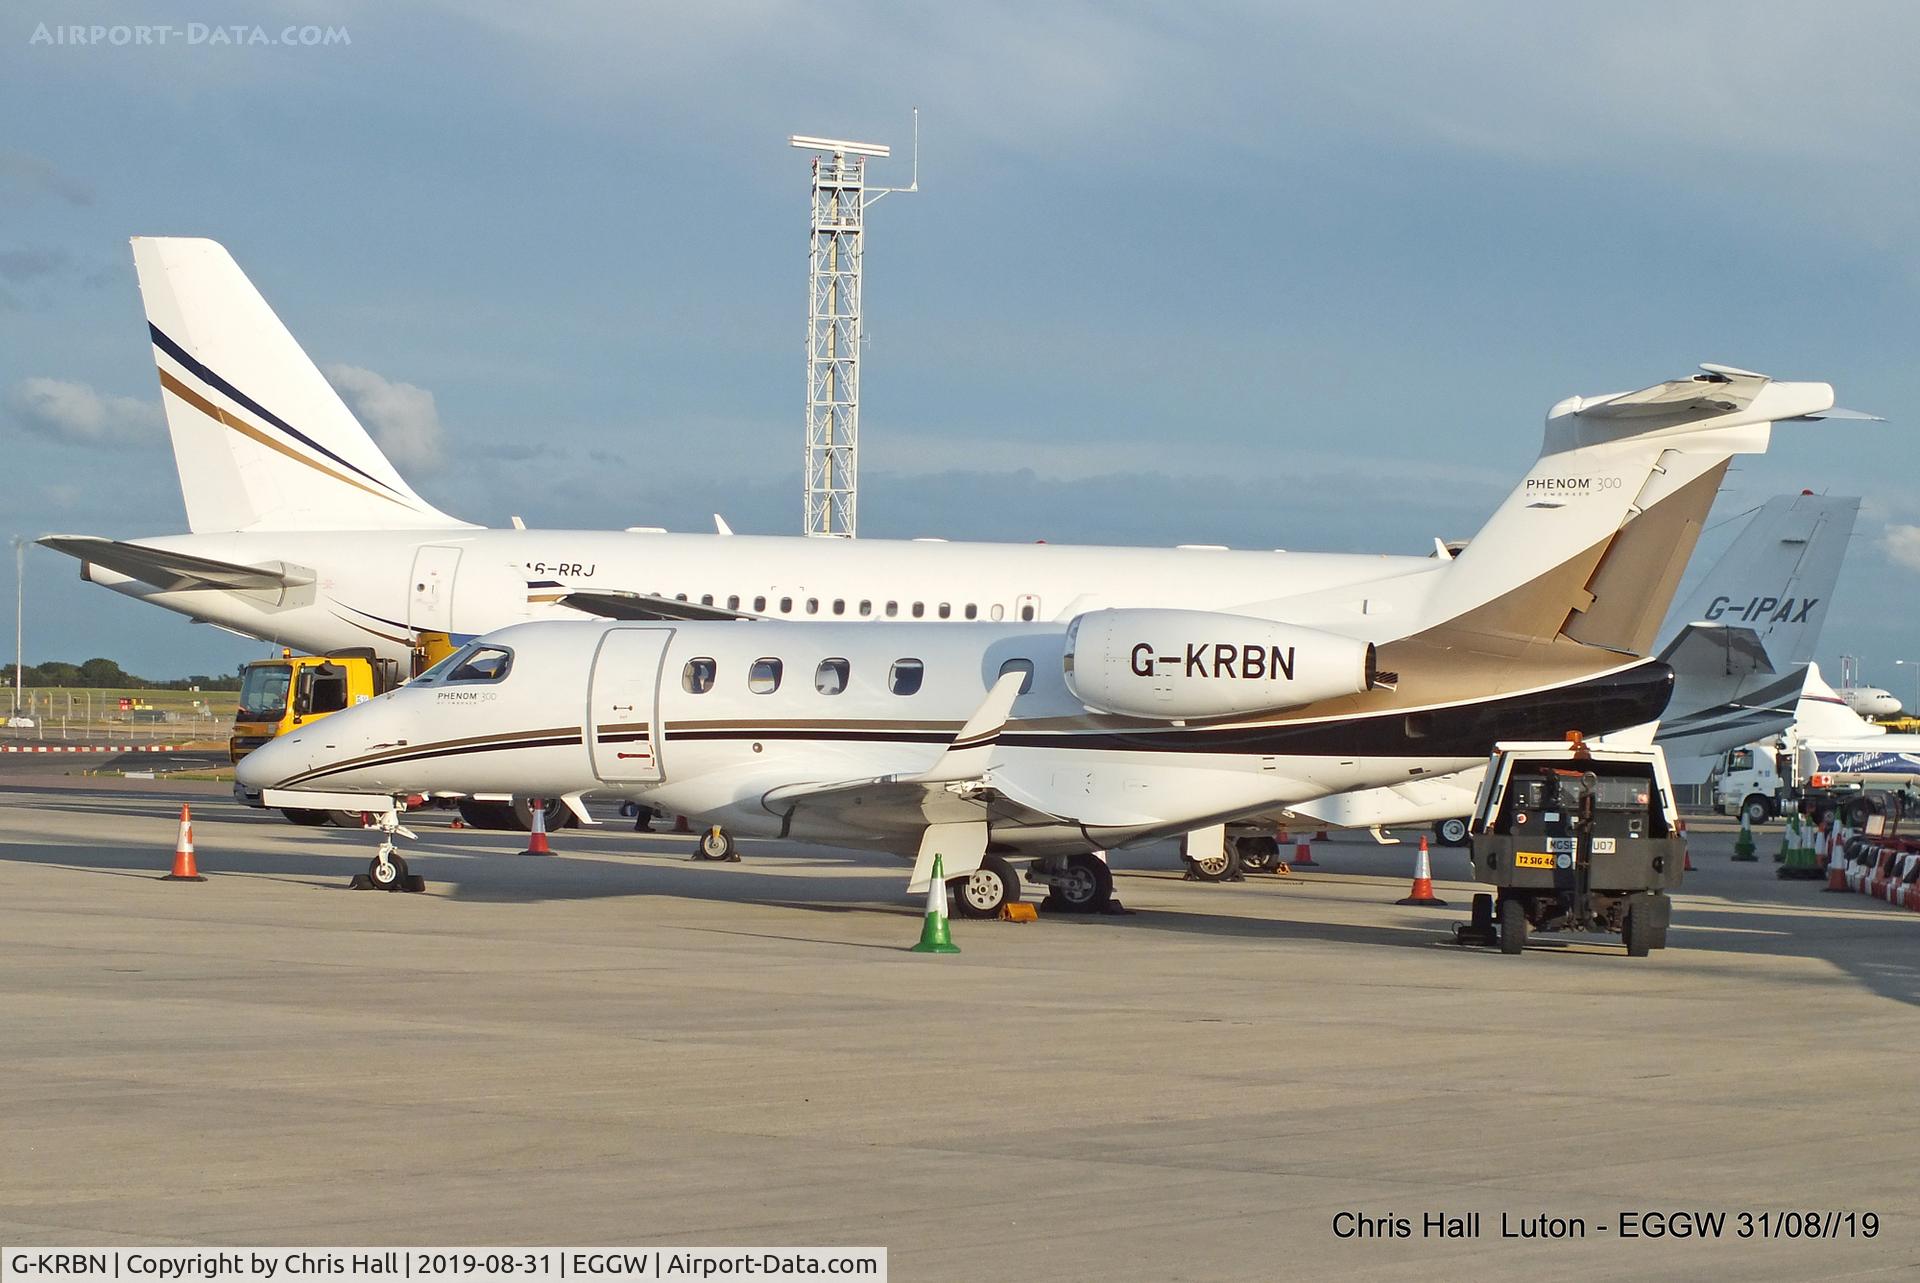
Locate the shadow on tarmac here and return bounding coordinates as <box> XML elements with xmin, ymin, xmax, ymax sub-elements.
<box><xmin>5</xmin><ymin>784</ymin><xmax>1917</xmax><ymax>1007</ymax></box>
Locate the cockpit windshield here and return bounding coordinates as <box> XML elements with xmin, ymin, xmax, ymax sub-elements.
<box><xmin>413</xmin><ymin>643</ymin><xmax>514</xmax><ymax>685</ymax></box>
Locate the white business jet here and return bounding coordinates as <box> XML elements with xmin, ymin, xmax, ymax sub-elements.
<box><xmin>1287</xmin><ymin>490</ymin><xmax>1860</xmax><ymax>851</ymax></box>
<box><xmin>239</xmin><ymin>364</ymin><xmax>1851</xmax><ymax>913</ymax></box>
<box><xmin>42</xmin><ymin>238</ymin><xmax>1445</xmax><ymax>664</ymax></box>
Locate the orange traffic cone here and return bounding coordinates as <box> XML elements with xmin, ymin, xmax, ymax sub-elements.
<box><xmin>520</xmin><ymin>799</ymin><xmax>553</xmax><ymax>856</ymax></box>
<box><xmin>1290</xmin><ymin>838</ymin><xmax>1318</xmax><ymax>868</ymax></box>
<box><xmin>1824</xmin><ymin>849</ymin><xmax>1850</xmax><ymax>892</ymax></box>
<box><xmin>1395</xmin><ymin>835</ymin><xmax>1446</xmax><ymax>906</ymax></box>
<box><xmin>674</xmin><ymin>814</ymin><xmax>691</xmax><ymax>834</ymax></box>
<box><xmin>163</xmin><ymin>803</ymin><xmax>205</xmax><ymax>882</ymax></box>
<box><xmin>1314</xmin><ymin>830</ymin><xmax>1330</xmax><ymax>842</ymax></box>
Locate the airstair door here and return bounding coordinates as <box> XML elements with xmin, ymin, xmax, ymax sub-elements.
<box><xmin>589</xmin><ymin>627</ymin><xmax>672</xmax><ymax>783</ymax></box>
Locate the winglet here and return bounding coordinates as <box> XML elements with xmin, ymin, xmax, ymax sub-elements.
<box><xmin>913</xmin><ymin>669</ymin><xmax>1027</xmax><ymax>784</ymax></box>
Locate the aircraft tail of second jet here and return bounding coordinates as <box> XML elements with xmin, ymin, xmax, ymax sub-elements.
<box><xmin>131</xmin><ymin>236</ymin><xmax>473</xmax><ymax>534</ymax></box>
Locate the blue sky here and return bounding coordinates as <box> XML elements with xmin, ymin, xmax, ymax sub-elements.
<box><xmin>3</xmin><ymin>2</ymin><xmax>1917</xmax><ymax>693</ymax></box>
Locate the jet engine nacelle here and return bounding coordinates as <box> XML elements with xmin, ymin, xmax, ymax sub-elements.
<box><xmin>1063</xmin><ymin>609</ymin><xmax>1378</xmax><ymax>720</ymax></box>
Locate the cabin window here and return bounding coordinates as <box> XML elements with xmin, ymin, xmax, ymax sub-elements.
<box><xmin>701</xmin><ymin>594</ymin><xmax>714</xmax><ymax>607</ymax></box>
<box><xmin>964</xmin><ymin>603</ymin><xmax>978</xmax><ymax>620</ymax></box>
<box><xmin>754</xmin><ymin>596</ymin><xmax>767</xmax><ymax>612</ymax></box>
<box><xmin>749</xmin><ymin>658</ymin><xmax>783</xmax><ymax>694</ymax></box>
<box><xmin>938</xmin><ymin>603</ymin><xmax>952</xmax><ymax>619</ymax></box>
<box><xmin>911</xmin><ymin>602</ymin><xmax>925</xmax><ymax>619</ymax></box>
<box><xmin>859</xmin><ymin>600</ymin><xmax>873</xmax><ymax>617</ymax></box>
<box><xmin>815</xmin><ymin>657</ymin><xmax>850</xmax><ymax>695</ymax></box>
<box><xmin>676</xmin><ymin>593</ymin><xmax>688</xmax><ymax>602</ymax></box>
<box><xmin>884</xmin><ymin>601</ymin><xmax>899</xmax><ymax>618</ymax></box>
<box><xmin>832</xmin><ymin>598</ymin><xmax>846</xmax><ymax>616</ymax></box>
<box><xmin>448</xmin><ymin>646</ymin><xmax>513</xmax><ymax>683</ymax></box>
<box><xmin>779</xmin><ymin>597</ymin><xmax>793</xmax><ymax>614</ymax></box>
<box><xmin>889</xmin><ymin>659</ymin><xmax>924</xmax><ymax>696</ymax></box>
<box><xmin>990</xmin><ymin>604</ymin><xmax>1005</xmax><ymax>621</ymax></box>
<box><xmin>997</xmin><ymin>657</ymin><xmax>1035</xmax><ymax>695</ymax></box>
<box><xmin>806</xmin><ymin>598</ymin><xmax>819</xmax><ymax>615</ymax></box>
<box><xmin>727</xmin><ymin>595</ymin><xmax>740</xmax><ymax>611</ymax></box>
<box><xmin>682</xmin><ymin>657</ymin><xmax>717</xmax><ymax>695</ymax></box>
<box><xmin>1020</xmin><ymin>602</ymin><xmax>1036</xmax><ymax>621</ymax></box>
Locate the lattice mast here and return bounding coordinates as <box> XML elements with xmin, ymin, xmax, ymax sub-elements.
<box><xmin>790</xmin><ymin>117</ymin><xmax>917</xmax><ymax>538</ymax></box>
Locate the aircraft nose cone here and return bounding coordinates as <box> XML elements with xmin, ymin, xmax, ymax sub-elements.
<box><xmin>235</xmin><ymin>729</ymin><xmax>309</xmax><ymax>793</ymax></box>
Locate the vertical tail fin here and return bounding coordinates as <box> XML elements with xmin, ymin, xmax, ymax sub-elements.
<box><xmin>131</xmin><ymin>237</ymin><xmax>472</xmax><ymax>533</ymax></box>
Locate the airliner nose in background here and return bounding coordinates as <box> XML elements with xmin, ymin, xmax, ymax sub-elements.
<box><xmin>39</xmin><ymin>237</ymin><xmax>1448</xmax><ymax>665</ymax></box>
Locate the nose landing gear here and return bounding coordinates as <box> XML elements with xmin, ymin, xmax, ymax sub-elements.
<box><xmin>349</xmin><ymin>807</ymin><xmax>427</xmax><ymax>892</ymax></box>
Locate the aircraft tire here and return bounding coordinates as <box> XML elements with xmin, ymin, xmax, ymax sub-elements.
<box><xmin>698</xmin><ymin>826</ymin><xmax>737</xmax><ymax>860</ymax></box>
<box><xmin>280</xmin><ymin>808</ymin><xmax>331</xmax><ymax>826</ymax></box>
<box><xmin>327</xmin><ymin>810</ymin><xmax>367</xmax><ymax>829</ymax></box>
<box><xmin>1434</xmin><ymin>817</ymin><xmax>1471</xmax><ymax>847</ymax></box>
<box><xmin>1045</xmin><ymin>851</ymin><xmax>1114</xmax><ymax>914</ymax></box>
<box><xmin>457</xmin><ymin>799</ymin><xmax>517</xmax><ymax>830</ymax></box>
<box><xmin>953</xmin><ymin>856</ymin><xmax>1020</xmax><ymax>918</ymax></box>
<box><xmin>1186</xmin><ymin>845</ymin><xmax>1242</xmax><ymax>882</ymax></box>
<box><xmin>368</xmin><ymin>852</ymin><xmax>408</xmax><ymax>891</ymax></box>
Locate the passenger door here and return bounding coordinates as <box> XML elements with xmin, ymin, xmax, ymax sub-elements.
<box><xmin>408</xmin><ymin>545</ymin><xmax>462</xmax><ymax>636</ymax></box>
<box><xmin>589</xmin><ymin>627</ymin><xmax>673</xmax><ymax>783</ymax></box>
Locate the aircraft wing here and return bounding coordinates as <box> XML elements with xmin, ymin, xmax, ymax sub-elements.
<box><xmin>755</xmin><ymin>671</ymin><xmax>1044</xmax><ymax>833</ymax></box>
<box><xmin>37</xmin><ymin>535</ymin><xmax>314</xmax><ymax>592</ymax></box>
<box><xmin>558</xmin><ymin>589</ymin><xmax>756</xmax><ymax>622</ymax></box>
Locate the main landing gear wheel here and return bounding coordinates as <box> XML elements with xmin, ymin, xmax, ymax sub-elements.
<box><xmin>280</xmin><ymin>808</ymin><xmax>331</xmax><ymax>826</ymax></box>
<box><xmin>1235</xmin><ymin>836</ymin><xmax>1278</xmax><ymax>872</ymax></box>
<box><xmin>1434</xmin><ymin>817</ymin><xmax>1471</xmax><ymax>848</ymax></box>
<box><xmin>367</xmin><ymin>851</ymin><xmax>409</xmax><ymax>891</ymax></box>
<box><xmin>951</xmin><ymin>855</ymin><xmax>1021</xmax><ymax>919</ymax></box>
<box><xmin>1498</xmin><ymin>898</ymin><xmax>1528</xmax><ymax>955</ymax></box>
<box><xmin>327</xmin><ymin>810</ymin><xmax>367</xmax><ymax>829</ymax></box>
<box><xmin>1045</xmin><ymin>852</ymin><xmax>1115</xmax><ymax>914</ymax></box>
<box><xmin>1187</xmin><ymin>845</ymin><xmax>1243</xmax><ymax>882</ymax></box>
<box><xmin>697</xmin><ymin>826</ymin><xmax>738</xmax><ymax>861</ymax></box>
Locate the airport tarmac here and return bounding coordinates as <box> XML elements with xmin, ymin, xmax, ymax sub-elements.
<box><xmin>3</xmin><ymin>774</ymin><xmax>1916</xmax><ymax>1280</ymax></box>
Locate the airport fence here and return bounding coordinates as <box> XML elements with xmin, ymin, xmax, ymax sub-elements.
<box><xmin>2</xmin><ymin>686</ymin><xmax>233</xmax><ymax>745</ymax></box>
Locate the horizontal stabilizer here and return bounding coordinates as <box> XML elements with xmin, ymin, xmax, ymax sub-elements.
<box><xmin>38</xmin><ymin>534</ymin><xmax>313</xmax><ymax>592</ymax></box>
<box><xmin>559</xmin><ymin>590</ymin><xmax>755</xmax><ymax>622</ymax></box>
<box><xmin>1657</xmin><ymin>623</ymin><xmax>1775</xmax><ymax>680</ymax></box>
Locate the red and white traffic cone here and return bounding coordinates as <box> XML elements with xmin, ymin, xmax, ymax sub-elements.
<box><xmin>520</xmin><ymin>799</ymin><xmax>553</xmax><ymax>856</ymax></box>
<box><xmin>163</xmin><ymin>803</ymin><xmax>205</xmax><ymax>882</ymax></box>
<box><xmin>1395</xmin><ymin>835</ymin><xmax>1446</xmax><ymax>907</ymax></box>
<box><xmin>674</xmin><ymin>814</ymin><xmax>691</xmax><ymax>834</ymax></box>
<box><xmin>1290</xmin><ymin>837</ymin><xmax>1317</xmax><ymax>868</ymax></box>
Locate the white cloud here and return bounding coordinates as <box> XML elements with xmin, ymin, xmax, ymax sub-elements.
<box><xmin>9</xmin><ymin>377</ymin><xmax>159</xmax><ymax>447</ymax></box>
<box><xmin>1885</xmin><ymin>524</ymin><xmax>1920</xmax><ymax>574</ymax></box>
<box><xmin>324</xmin><ymin>363</ymin><xmax>446</xmax><ymax>470</ymax></box>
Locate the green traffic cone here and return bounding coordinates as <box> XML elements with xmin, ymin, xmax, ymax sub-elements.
<box><xmin>1775</xmin><ymin>813</ymin><xmax>1798</xmax><ymax>863</ymax></box>
<box><xmin>910</xmin><ymin>853</ymin><xmax>960</xmax><ymax>954</ymax></box>
<box><xmin>1732</xmin><ymin>812</ymin><xmax>1757</xmax><ymax>861</ymax></box>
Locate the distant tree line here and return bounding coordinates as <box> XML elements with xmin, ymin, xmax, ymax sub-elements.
<box><xmin>5</xmin><ymin>657</ymin><xmax>240</xmax><ymax>690</ymax></box>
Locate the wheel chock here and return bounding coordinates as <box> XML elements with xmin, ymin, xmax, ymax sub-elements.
<box><xmin>999</xmin><ymin>902</ymin><xmax>1039</xmax><ymax>923</ymax></box>
<box><xmin>1271</xmin><ymin>862</ymin><xmax>1292</xmax><ymax>877</ymax></box>
<box><xmin>346</xmin><ymin>873</ymin><xmax>427</xmax><ymax>893</ymax></box>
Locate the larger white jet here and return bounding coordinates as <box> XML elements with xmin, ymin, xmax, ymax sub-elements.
<box><xmin>43</xmin><ymin>238</ymin><xmax>1451</xmax><ymax>662</ymax></box>
<box><xmin>238</xmin><ymin>364</ymin><xmax>1853</xmax><ymax>910</ymax></box>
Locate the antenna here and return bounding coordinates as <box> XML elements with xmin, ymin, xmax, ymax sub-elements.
<box><xmin>788</xmin><ymin>109</ymin><xmax>920</xmax><ymax>539</ymax></box>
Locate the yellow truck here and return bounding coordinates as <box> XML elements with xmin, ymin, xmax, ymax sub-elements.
<box><xmin>231</xmin><ymin>646</ymin><xmax>411</xmax><ymax>825</ymax></box>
